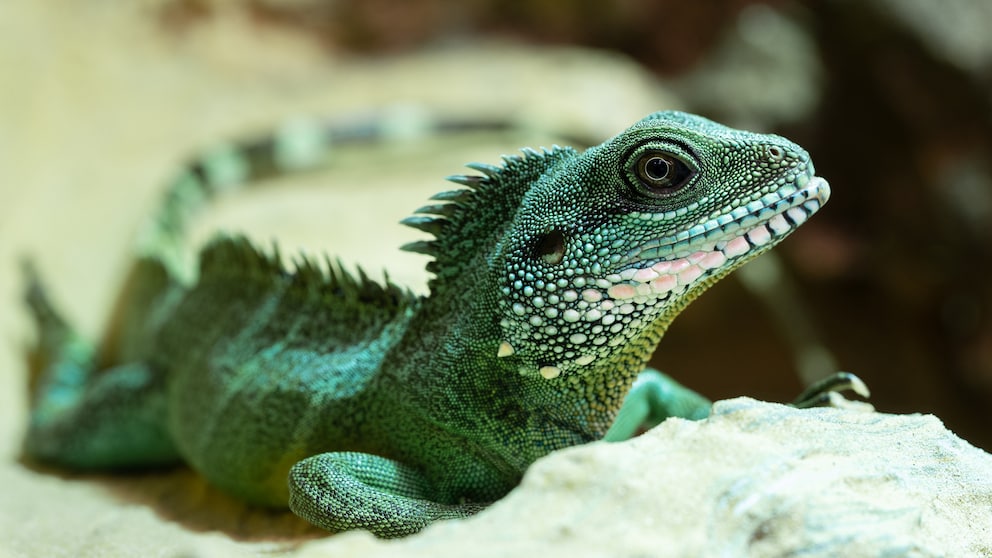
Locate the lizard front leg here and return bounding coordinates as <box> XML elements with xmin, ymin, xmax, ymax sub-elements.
<box><xmin>604</xmin><ymin>368</ymin><xmax>872</xmax><ymax>443</ymax></box>
<box><xmin>288</xmin><ymin>451</ymin><xmax>486</xmax><ymax>538</ymax></box>
<box><xmin>790</xmin><ymin>371</ymin><xmax>871</xmax><ymax>409</ymax></box>
<box><xmin>603</xmin><ymin>368</ymin><xmax>712</xmax><ymax>442</ymax></box>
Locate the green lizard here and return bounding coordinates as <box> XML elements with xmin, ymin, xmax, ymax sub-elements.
<box><xmin>23</xmin><ymin>111</ymin><xmax>835</xmax><ymax>538</ymax></box>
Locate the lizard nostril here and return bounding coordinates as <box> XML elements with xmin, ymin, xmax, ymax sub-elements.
<box><xmin>766</xmin><ymin>145</ymin><xmax>785</xmax><ymax>162</ymax></box>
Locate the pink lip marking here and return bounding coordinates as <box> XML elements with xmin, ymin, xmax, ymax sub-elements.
<box><xmin>607</xmin><ymin>283</ymin><xmax>638</xmax><ymax>300</ymax></box>
<box><xmin>724</xmin><ymin>236</ymin><xmax>750</xmax><ymax>258</ymax></box>
<box><xmin>649</xmin><ymin>274</ymin><xmax>677</xmax><ymax>294</ymax></box>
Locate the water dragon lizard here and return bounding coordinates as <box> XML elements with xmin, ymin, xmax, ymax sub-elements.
<box><xmin>23</xmin><ymin>111</ymin><xmax>845</xmax><ymax>538</ymax></box>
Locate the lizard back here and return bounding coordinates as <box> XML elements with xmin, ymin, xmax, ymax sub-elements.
<box><xmin>154</xmin><ymin>237</ymin><xmax>416</xmax><ymax>504</ymax></box>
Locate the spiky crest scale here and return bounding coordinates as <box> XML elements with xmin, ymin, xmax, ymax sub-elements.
<box><xmin>198</xmin><ymin>235</ymin><xmax>286</xmax><ymax>280</ymax></box>
<box><xmin>199</xmin><ymin>235</ymin><xmax>415</xmax><ymax>317</ymax></box>
<box><xmin>399</xmin><ymin>216</ymin><xmax>446</xmax><ymax>236</ymax></box>
<box><xmin>414</xmin><ymin>203</ymin><xmax>458</xmax><ymax>218</ymax></box>
<box><xmin>441</xmin><ymin>175</ymin><xmax>485</xmax><ymax>189</ymax></box>
<box><xmin>399</xmin><ymin>239</ymin><xmax>438</xmax><ymax>256</ymax></box>
<box><xmin>428</xmin><ymin>190</ymin><xmax>473</xmax><ymax>202</ymax></box>
<box><xmin>400</xmin><ymin>146</ymin><xmax>579</xmax><ymax>293</ymax></box>
<box><xmin>464</xmin><ymin>162</ymin><xmax>502</xmax><ymax>177</ymax></box>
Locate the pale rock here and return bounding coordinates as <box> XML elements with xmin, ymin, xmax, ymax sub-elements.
<box><xmin>299</xmin><ymin>398</ymin><xmax>992</xmax><ymax>557</ymax></box>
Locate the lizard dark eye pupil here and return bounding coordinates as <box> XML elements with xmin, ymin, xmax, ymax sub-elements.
<box><xmin>632</xmin><ymin>150</ymin><xmax>695</xmax><ymax>197</ymax></box>
<box><xmin>534</xmin><ymin>229</ymin><xmax>566</xmax><ymax>265</ymax></box>
<box><xmin>643</xmin><ymin>157</ymin><xmax>671</xmax><ymax>181</ymax></box>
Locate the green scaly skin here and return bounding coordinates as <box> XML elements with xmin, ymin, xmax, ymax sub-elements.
<box><xmin>22</xmin><ymin>111</ymin><xmax>830</xmax><ymax>537</ymax></box>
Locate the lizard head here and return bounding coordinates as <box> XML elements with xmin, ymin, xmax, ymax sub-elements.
<box><xmin>484</xmin><ymin>111</ymin><xmax>830</xmax><ymax>380</ymax></box>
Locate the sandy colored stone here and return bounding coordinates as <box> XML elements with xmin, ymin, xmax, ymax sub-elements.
<box><xmin>297</xmin><ymin>398</ymin><xmax>992</xmax><ymax>557</ymax></box>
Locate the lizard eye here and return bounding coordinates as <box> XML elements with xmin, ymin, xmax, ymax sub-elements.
<box><xmin>633</xmin><ymin>151</ymin><xmax>695</xmax><ymax>197</ymax></box>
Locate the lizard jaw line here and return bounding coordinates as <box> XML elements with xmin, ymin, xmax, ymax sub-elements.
<box><xmin>626</xmin><ymin>174</ymin><xmax>829</xmax><ymax>261</ymax></box>
<box><xmin>606</xmin><ymin>176</ymin><xmax>830</xmax><ymax>301</ymax></box>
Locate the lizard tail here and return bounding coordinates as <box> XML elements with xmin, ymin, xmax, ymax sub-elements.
<box><xmin>134</xmin><ymin>109</ymin><xmax>529</xmax><ymax>283</ymax></box>
<box><xmin>84</xmin><ymin>119</ymin><xmax>334</xmax><ymax>363</ymax></box>
<box><xmin>107</xmin><ymin>110</ymin><xmax>526</xmax><ymax>359</ymax></box>
<box><xmin>134</xmin><ymin>118</ymin><xmax>332</xmax><ymax>283</ymax></box>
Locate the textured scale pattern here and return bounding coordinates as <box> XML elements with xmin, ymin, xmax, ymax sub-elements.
<box><xmin>23</xmin><ymin>111</ymin><xmax>829</xmax><ymax>538</ymax></box>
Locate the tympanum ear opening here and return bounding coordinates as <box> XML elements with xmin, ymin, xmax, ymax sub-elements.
<box><xmin>534</xmin><ymin>229</ymin><xmax>566</xmax><ymax>265</ymax></box>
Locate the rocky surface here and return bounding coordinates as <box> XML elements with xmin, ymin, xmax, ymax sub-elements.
<box><xmin>9</xmin><ymin>398</ymin><xmax>990</xmax><ymax>557</ymax></box>
<box><xmin>293</xmin><ymin>398</ymin><xmax>992</xmax><ymax>558</ymax></box>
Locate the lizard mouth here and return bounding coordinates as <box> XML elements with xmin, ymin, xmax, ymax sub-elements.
<box><xmin>606</xmin><ymin>174</ymin><xmax>830</xmax><ymax>301</ymax></box>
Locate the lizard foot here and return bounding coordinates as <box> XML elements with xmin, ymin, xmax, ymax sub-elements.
<box><xmin>791</xmin><ymin>372</ymin><xmax>872</xmax><ymax>411</ymax></box>
<box><xmin>288</xmin><ymin>451</ymin><xmax>487</xmax><ymax>538</ymax></box>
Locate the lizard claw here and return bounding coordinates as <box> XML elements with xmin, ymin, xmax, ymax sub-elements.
<box><xmin>791</xmin><ymin>372</ymin><xmax>872</xmax><ymax>410</ymax></box>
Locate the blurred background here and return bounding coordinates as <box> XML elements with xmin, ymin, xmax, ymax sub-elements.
<box><xmin>2</xmin><ymin>0</ymin><xmax>990</xmax><ymax>460</ymax></box>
